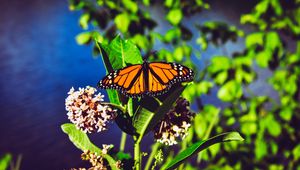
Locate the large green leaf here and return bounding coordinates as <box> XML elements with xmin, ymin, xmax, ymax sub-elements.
<box><xmin>163</xmin><ymin>132</ymin><xmax>244</xmax><ymax>170</ymax></box>
<box><xmin>133</xmin><ymin>85</ymin><xmax>186</xmax><ymax>141</ymax></box>
<box><xmin>105</xmin><ymin>35</ymin><xmax>143</xmax><ymax>70</ymax></box>
<box><xmin>61</xmin><ymin>123</ymin><xmax>117</xmax><ymax>170</ymax></box>
<box><xmin>96</xmin><ymin>41</ymin><xmax>121</xmax><ymax>105</ymax></box>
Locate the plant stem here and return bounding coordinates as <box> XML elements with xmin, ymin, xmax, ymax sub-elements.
<box><xmin>134</xmin><ymin>138</ymin><xmax>141</xmax><ymax>170</ymax></box>
<box><xmin>119</xmin><ymin>132</ymin><xmax>127</xmax><ymax>152</ymax></box>
<box><xmin>145</xmin><ymin>142</ymin><xmax>160</xmax><ymax>170</ymax></box>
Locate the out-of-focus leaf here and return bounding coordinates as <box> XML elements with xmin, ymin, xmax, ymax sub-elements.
<box><xmin>166</xmin><ymin>9</ymin><xmax>182</xmax><ymax>25</ymax></box>
<box><xmin>61</xmin><ymin>123</ymin><xmax>117</xmax><ymax>169</ymax></box>
<box><xmin>0</xmin><ymin>153</ymin><xmax>12</xmax><ymax>170</ymax></box>
<box><xmin>245</xmin><ymin>32</ymin><xmax>263</xmax><ymax>48</ymax></box>
<box><xmin>79</xmin><ymin>13</ymin><xmax>90</xmax><ymax>30</ymax></box>
<box><xmin>143</xmin><ymin>0</ymin><xmax>150</xmax><ymax>6</ymax></box>
<box><xmin>165</xmin><ymin>0</ymin><xmax>174</xmax><ymax>8</ymax></box>
<box><xmin>264</xmin><ymin>114</ymin><xmax>281</xmax><ymax>137</ymax></box>
<box><xmin>270</xmin><ymin>0</ymin><xmax>282</xmax><ymax>16</ymax></box>
<box><xmin>208</xmin><ymin>56</ymin><xmax>231</xmax><ymax>73</ymax></box>
<box><xmin>293</xmin><ymin>145</ymin><xmax>300</xmax><ymax>161</ymax></box>
<box><xmin>173</xmin><ymin>45</ymin><xmax>191</xmax><ymax>61</ymax></box>
<box><xmin>197</xmin><ymin>81</ymin><xmax>213</xmax><ymax>95</ymax></box>
<box><xmin>194</xmin><ymin>114</ymin><xmax>206</xmax><ymax>138</ymax></box>
<box><xmin>164</xmin><ymin>27</ymin><xmax>181</xmax><ymax>42</ymax></box>
<box><xmin>241</xmin><ymin>122</ymin><xmax>257</xmax><ymax>135</ymax></box>
<box><xmin>76</xmin><ymin>32</ymin><xmax>91</xmax><ymax>45</ymax></box>
<box><xmin>256</xmin><ymin>50</ymin><xmax>272</xmax><ymax>68</ymax></box>
<box><xmin>122</xmin><ymin>0</ymin><xmax>138</xmax><ymax>13</ymax></box>
<box><xmin>163</xmin><ymin>132</ymin><xmax>244</xmax><ymax>170</ymax></box>
<box><xmin>115</xmin><ymin>13</ymin><xmax>131</xmax><ymax>33</ymax></box>
<box><xmin>255</xmin><ymin>138</ymin><xmax>267</xmax><ymax>160</ymax></box>
<box><xmin>215</xmin><ymin>71</ymin><xmax>228</xmax><ymax>84</ymax></box>
<box><xmin>131</xmin><ymin>34</ymin><xmax>151</xmax><ymax>50</ymax></box>
<box><xmin>196</xmin><ymin>36</ymin><xmax>208</xmax><ymax>50</ymax></box>
<box><xmin>255</xmin><ymin>0</ymin><xmax>269</xmax><ymax>14</ymax></box>
<box><xmin>217</xmin><ymin>80</ymin><xmax>243</xmax><ymax>102</ymax></box>
<box><xmin>266</xmin><ymin>32</ymin><xmax>281</xmax><ymax>51</ymax></box>
<box><xmin>279</xmin><ymin>107</ymin><xmax>293</xmax><ymax>121</ymax></box>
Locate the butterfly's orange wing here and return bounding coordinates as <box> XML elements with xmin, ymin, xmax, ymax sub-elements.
<box><xmin>98</xmin><ymin>64</ymin><xmax>145</xmax><ymax>97</ymax></box>
<box><xmin>98</xmin><ymin>62</ymin><xmax>194</xmax><ymax>97</ymax></box>
<box><xmin>147</xmin><ymin>62</ymin><xmax>194</xmax><ymax>96</ymax></box>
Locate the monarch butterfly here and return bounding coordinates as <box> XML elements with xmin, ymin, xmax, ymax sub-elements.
<box><xmin>98</xmin><ymin>61</ymin><xmax>194</xmax><ymax>97</ymax></box>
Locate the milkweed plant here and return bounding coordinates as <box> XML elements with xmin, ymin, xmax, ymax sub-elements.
<box><xmin>61</xmin><ymin>36</ymin><xmax>244</xmax><ymax>170</ymax></box>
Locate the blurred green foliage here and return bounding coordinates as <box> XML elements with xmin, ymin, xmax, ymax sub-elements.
<box><xmin>68</xmin><ymin>0</ymin><xmax>300</xmax><ymax>169</ymax></box>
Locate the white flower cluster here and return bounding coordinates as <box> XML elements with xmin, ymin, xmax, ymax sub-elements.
<box><xmin>153</xmin><ymin>97</ymin><xmax>195</xmax><ymax>146</ymax></box>
<box><xmin>71</xmin><ymin>144</ymin><xmax>122</xmax><ymax>170</ymax></box>
<box><xmin>65</xmin><ymin>86</ymin><xmax>116</xmax><ymax>133</ymax></box>
<box><xmin>156</xmin><ymin>121</ymin><xmax>191</xmax><ymax>146</ymax></box>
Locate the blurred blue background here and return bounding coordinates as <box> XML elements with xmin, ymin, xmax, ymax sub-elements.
<box><xmin>0</xmin><ymin>0</ymin><xmax>259</xmax><ymax>169</ymax></box>
<box><xmin>0</xmin><ymin>0</ymin><xmax>110</xmax><ymax>169</ymax></box>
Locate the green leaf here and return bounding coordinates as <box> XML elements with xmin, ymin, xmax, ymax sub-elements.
<box><xmin>245</xmin><ymin>32</ymin><xmax>263</xmax><ymax>48</ymax></box>
<box><xmin>215</xmin><ymin>71</ymin><xmax>228</xmax><ymax>84</ymax></box>
<box><xmin>115</xmin><ymin>13</ymin><xmax>131</xmax><ymax>33</ymax></box>
<box><xmin>0</xmin><ymin>153</ymin><xmax>12</xmax><ymax>170</ymax></box>
<box><xmin>95</xmin><ymin>41</ymin><xmax>121</xmax><ymax>105</ymax></box>
<box><xmin>255</xmin><ymin>138</ymin><xmax>267</xmax><ymax>160</ymax></box>
<box><xmin>107</xmin><ymin>89</ymin><xmax>121</xmax><ymax>105</ymax></box>
<box><xmin>122</xmin><ymin>0</ymin><xmax>138</xmax><ymax>13</ymax></box>
<box><xmin>265</xmin><ymin>114</ymin><xmax>281</xmax><ymax>137</ymax></box>
<box><xmin>61</xmin><ymin>123</ymin><xmax>101</xmax><ymax>153</ymax></box>
<box><xmin>106</xmin><ymin>35</ymin><xmax>143</xmax><ymax>69</ymax></box>
<box><xmin>75</xmin><ymin>32</ymin><xmax>91</xmax><ymax>45</ymax></box>
<box><xmin>266</xmin><ymin>32</ymin><xmax>281</xmax><ymax>50</ymax></box>
<box><xmin>208</xmin><ymin>56</ymin><xmax>231</xmax><ymax>73</ymax></box>
<box><xmin>143</xmin><ymin>0</ymin><xmax>150</xmax><ymax>6</ymax></box>
<box><xmin>279</xmin><ymin>107</ymin><xmax>293</xmax><ymax>121</ymax></box>
<box><xmin>164</xmin><ymin>28</ymin><xmax>181</xmax><ymax>42</ymax></box>
<box><xmin>196</xmin><ymin>36</ymin><xmax>208</xmax><ymax>50</ymax></box>
<box><xmin>166</xmin><ymin>9</ymin><xmax>183</xmax><ymax>25</ymax></box>
<box><xmin>61</xmin><ymin>123</ymin><xmax>117</xmax><ymax>170</ymax></box>
<box><xmin>133</xmin><ymin>107</ymin><xmax>155</xmax><ymax>140</ymax></box>
<box><xmin>217</xmin><ymin>80</ymin><xmax>243</xmax><ymax>102</ymax></box>
<box><xmin>163</xmin><ymin>132</ymin><xmax>244</xmax><ymax>170</ymax></box>
<box><xmin>164</xmin><ymin>0</ymin><xmax>174</xmax><ymax>7</ymax></box>
<box><xmin>256</xmin><ymin>50</ymin><xmax>272</xmax><ymax>68</ymax></box>
<box><xmin>270</xmin><ymin>0</ymin><xmax>282</xmax><ymax>16</ymax></box>
<box><xmin>79</xmin><ymin>13</ymin><xmax>90</xmax><ymax>30</ymax></box>
<box><xmin>131</xmin><ymin>34</ymin><xmax>151</xmax><ymax>50</ymax></box>
<box><xmin>241</xmin><ymin>122</ymin><xmax>257</xmax><ymax>135</ymax></box>
<box><xmin>293</xmin><ymin>145</ymin><xmax>300</xmax><ymax>161</ymax></box>
<box><xmin>255</xmin><ymin>0</ymin><xmax>269</xmax><ymax>14</ymax></box>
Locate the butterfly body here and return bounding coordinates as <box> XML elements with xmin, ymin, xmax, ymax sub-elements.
<box><xmin>98</xmin><ymin>61</ymin><xmax>194</xmax><ymax>97</ymax></box>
